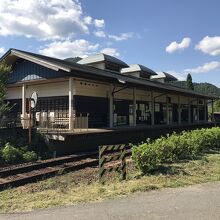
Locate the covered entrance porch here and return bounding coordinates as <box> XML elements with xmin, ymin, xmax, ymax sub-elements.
<box><xmin>4</xmin><ymin>78</ymin><xmax>213</xmax><ymax>133</ymax></box>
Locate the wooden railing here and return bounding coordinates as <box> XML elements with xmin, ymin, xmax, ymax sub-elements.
<box><xmin>35</xmin><ymin>112</ymin><xmax>89</xmax><ymax>132</ymax></box>
<box><xmin>0</xmin><ymin>112</ymin><xmax>89</xmax><ymax>133</ymax></box>
<box><xmin>0</xmin><ymin>118</ymin><xmax>22</xmax><ymax>128</ymax></box>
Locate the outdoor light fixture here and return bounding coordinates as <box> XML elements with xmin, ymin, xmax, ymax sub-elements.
<box><xmin>118</xmin><ymin>79</ymin><xmax>126</xmax><ymax>84</ymax></box>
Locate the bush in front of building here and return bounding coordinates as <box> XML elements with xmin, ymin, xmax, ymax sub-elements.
<box><xmin>0</xmin><ymin>143</ymin><xmax>38</xmax><ymax>164</ymax></box>
<box><xmin>22</xmin><ymin>151</ymin><xmax>38</xmax><ymax>162</ymax></box>
<box><xmin>132</xmin><ymin>127</ymin><xmax>220</xmax><ymax>173</ymax></box>
<box><xmin>1</xmin><ymin>143</ymin><xmax>24</xmax><ymax>164</ymax></box>
<box><xmin>0</xmin><ymin>130</ymin><xmax>50</xmax><ymax>163</ymax></box>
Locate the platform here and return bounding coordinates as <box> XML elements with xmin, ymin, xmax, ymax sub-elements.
<box><xmin>44</xmin><ymin>122</ymin><xmax>218</xmax><ymax>155</ymax></box>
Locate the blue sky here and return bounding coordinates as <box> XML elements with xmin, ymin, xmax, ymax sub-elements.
<box><xmin>1</xmin><ymin>0</ymin><xmax>220</xmax><ymax>86</ymax></box>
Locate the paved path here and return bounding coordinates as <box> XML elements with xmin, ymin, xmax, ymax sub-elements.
<box><xmin>1</xmin><ymin>181</ymin><xmax>220</xmax><ymax>220</ymax></box>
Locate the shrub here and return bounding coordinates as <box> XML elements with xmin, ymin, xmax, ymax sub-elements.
<box><xmin>22</xmin><ymin>151</ymin><xmax>38</xmax><ymax>162</ymax></box>
<box><xmin>132</xmin><ymin>142</ymin><xmax>160</xmax><ymax>173</ymax></box>
<box><xmin>132</xmin><ymin>127</ymin><xmax>220</xmax><ymax>173</ymax></box>
<box><xmin>0</xmin><ymin>143</ymin><xmax>38</xmax><ymax>164</ymax></box>
<box><xmin>1</xmin><ymin>143</ymin><xmax>23</xmax><ymax>164</ymax></box>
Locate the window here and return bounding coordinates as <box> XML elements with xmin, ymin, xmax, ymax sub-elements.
<box><xmin>198</xmin><ymin>99</ymin><xmax>204</xmax><ymax>105</ymax></box>
<box><xmin>154</xmin><ymin>103</ymin><xmax>166</xmax><ymax>125</ymax></box>
<box><xmin>113</xmin><ymin>99</ymin><xmax>131</xmax><ymax>126</ymax></box>
<box><xmin>136</xmin><ymin>102</ymin><xmax>151</xmax><ymax>125</ymax></box>
<box><xmin>199</xmin><ymin>106</ymin><xmax>205</xmax><ymax>121</ymax></box>
<box><xmin>180</xmin><ymin>104</ymin><xmax>189</xmax><ymax>123</ymax></box>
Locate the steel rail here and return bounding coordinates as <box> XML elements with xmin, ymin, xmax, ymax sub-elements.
<box><xmin>0</xmin><ymin>152</ymin><xmax>98</xmax><ymax>191</ymax></box>
<box><xmin>0</xmin><ymin>150</ymin><xmax>131</xmax><ymax>191</ymax></box>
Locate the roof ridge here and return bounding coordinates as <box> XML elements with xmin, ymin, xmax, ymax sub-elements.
<box><xmin>1</xmin><ymin>48</ymin><xmax>217</xmax><ymax>99</ymax></box>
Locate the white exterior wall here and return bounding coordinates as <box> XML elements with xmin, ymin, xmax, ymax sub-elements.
<box><xmin>6</xmin><ymin>86</ymin><xmax>22</xmax><ymax>99</ymax></box>
<box><xmin>6</xmin><ymin>79</ymin><xmax>110</xmax><ymax>100</ymax></box>
<box><xmin>114</xmin><ymin>87</ymin><xmax>133</xmax><ymax>100</ymax></box>
<box><xmin>153</xmin><ymin>92</ymin><xmax>166</xmax><ymax>102</ymax></box>
<box><xmin>152</xmin><ymin>78</ymin><xmax>165</xmax><ymax>83</ymax></box>
<box><xmin>189</xmin><ymin>97</ymin><xmax>198</xmax><ymax>105</ymax></box>
<box><xmin>136</xmin><ymin>89</ymin><xmax>151</xmax><ymax>101</ymax></box>
<box><xmin>6</xmin><ymin>81</ymin><xmax>69</xmax><ymax>100</ymax></box>
<box><xmin>123</xmin><ymin>72</ymin><xmax>140</xmax><ymax>78</ymax></box>
<box><xmin>6</xmin><ymin>79</ymin><xmax>206</xmax><ymax>110</ymax></box>
<box><xmin>180</xmin><ymin>96</ymin><xmax>189</xmax><ymax>105</ymax></box>
<box><xmin>153</xmin><ymin>93</ymin><xmax>192</xmax><ymax>104</ymax></box>
<box><xmin>169</xmin><ymin>94</ymin><xmax>178</xmax><ymax>103</ymax></box>
<box><xmin>75</xmin><ymin>80</ymin><xmax>109</xmax><ymax>98</ymax></box>
<box><xmin>26</xmin><ymin>81</ymin><xmax>69</xmax><ymax>98</ymax></box>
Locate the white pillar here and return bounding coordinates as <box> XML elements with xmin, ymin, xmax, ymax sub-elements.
<box><xmin>21</xmin><ymin>84</ymin><xmax>27</xmax><ymax>129</ymax></box>
<box><xmin>133</xmin><ymin>87</ymin><xmax>136</xmax><ymax>126</ymax></box>
<box><xmin>151</xmin><ymin>91</ymin><xmax>154</xmax><ymax>126</ymax></box>
<box><xmin>109</xmin><ymin>85</ymin><xmax>114</xmax><ymax>128</ymax></box>
<box><xmin>22</xmin><ymin>84</ymin><xmax>26</xmax><ymax>116</ymax></box>
<box><xmin>197</xmin><ymin>98</ymin><xmax>200</xmax><ymax>123</ymax></box>
<box><xmin>178</xmin><ymin>96</ymin><xmax>181</xmax><ymax>124</ymax></box>
<box><xmin>69</xmin><ymin>77</ymin><xmax>74</xmax><ymax>130</ymax></box>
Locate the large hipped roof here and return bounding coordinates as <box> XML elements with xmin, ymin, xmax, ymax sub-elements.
<box><xmin>0</xmin><ymin>48</ymin><xmax>218</xmax><ymax>99</ymax></box>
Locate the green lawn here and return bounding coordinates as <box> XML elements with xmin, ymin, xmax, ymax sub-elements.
<box><xmin>0</xmin><ymin>152</ymin><xmax>220</xmax><ymax>213</ymax></box>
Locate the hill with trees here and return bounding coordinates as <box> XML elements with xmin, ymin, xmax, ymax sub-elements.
<box><xmin>169</xmin><ymin>81</ymin><xmax>220</xmax><ymax>96</ymax></box>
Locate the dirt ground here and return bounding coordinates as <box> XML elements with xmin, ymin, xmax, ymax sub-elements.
<box><xmin>1</xmin><ymin>181</ymin><xmax>220</xmax><ymax>220</ymax></box>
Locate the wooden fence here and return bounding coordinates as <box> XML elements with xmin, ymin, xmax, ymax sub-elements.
<box><xmin>99</xmin><ymin>144</ymin><xmax>127</xmax><ymax>183</ymax></box>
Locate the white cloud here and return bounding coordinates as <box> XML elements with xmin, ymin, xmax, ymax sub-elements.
<box><xmin>101</xmin><ymin>48</ymin><xmax>120</xmax><ymax>57</ymax></box>
<box><xmin>94</xmin><ymin>30</ymin><xmax>106</xmax><ymax>38</ymax></box>
<box><xmin>195</xmin><ymin>36</ymin><xmax>220</xmax><ymax>56</ymax></box>
<box><xmin>94</xmin><ymin>19</ymin><xmax>105</xmax><ymax>28</ymax></box>
<box><xmin>166</xmin><ymin>37</ymin><xmax>191</xmax><ymax>53</ymax></box>
<box><xmin>108</xmin><ymin>32</ymin><xmax>134</xmax><ymax>41</ymax></box>
<box><xmin>39</xmin><ymin>40</ymin><xmax>99</xmax><ymax>59</ymax></box>
<box><xmin>166</xmin><ymin>70</ymin><xmax>187</xmax><ymax>81</ymax></box>
<box><xmin>83</xmin><ymin>16</ymin><xmax>92</xmax><ymax>25</ymax></box>
<box><xmin>0</xmin><ymin>47</ymin><xmax>5</xmax><ymax>55</ymax></box>
<box><xmin>184</xmin><ymin>61</ymin><xmax>220</xmax><ymax>73</ymax></box>
<box><xmin>0</xmin><ymin>0</ymin><xmax>103</xmax><ymax>40</ymax></box>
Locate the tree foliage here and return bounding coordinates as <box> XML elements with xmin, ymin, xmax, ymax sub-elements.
<box><xmin>0</xmin><ymin>62</ymin><xmax>11</xmax><ymax>118</ymax></box>
<box><xmin>170</xmin><ymin>81</ymin><xmax>220</xmax><ymax>97</ymax></box>
<box><xmin>186</xmin><ymin>73</ymin><xmax>194</xmax><ymax>90</ymax></box>
<box><xmin>0</xmin><ymin>143</ymin><xmax>37</xmax><ymax>164</ymax></box>
<box><xmin>214</xmin><ymin>99</ymin><xmax>220</xmax><ymax>112</ymax></box>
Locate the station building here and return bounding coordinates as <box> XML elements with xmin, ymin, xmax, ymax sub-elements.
<box><xmin>0</xmin><ymin>49</ymin><xmax>217</xmax><ymax>132</ymax></box>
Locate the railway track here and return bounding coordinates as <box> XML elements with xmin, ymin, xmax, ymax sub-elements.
<box><xmin>0</xmin><ymin>152</ymin><xmax>99</xmax><ymax>191</ymax></box>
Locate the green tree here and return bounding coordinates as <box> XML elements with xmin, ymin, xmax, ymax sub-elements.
<box><xmin>214</xmin><ymin>99</ymin><xmax>220</xmax><ymax>112</ymax></box>
<box><xmin>0</xmin><ymin>62</ymin><xmax>11</xmax><ymax>118</ymax></box>
<box><xmin>186</xmin><ymin>73</ymin><xmax>194</xmax><ymax>90</ymax></box>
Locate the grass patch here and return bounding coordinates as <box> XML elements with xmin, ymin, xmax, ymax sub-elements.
<box><xmin>0</xmin><ymin>153</ymin><xmax>220</xmax><ymax>213</ymax></box>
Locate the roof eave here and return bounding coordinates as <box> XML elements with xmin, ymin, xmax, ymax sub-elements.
<box><xmin>1</xmin><ymin>49</ymin><xmax>217</xmax><ymax>99</ymax></box>
<box><xmin>2</xmin><ymin>49</ymin><xmax>72</xmax><ymax>73</ymax></box>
